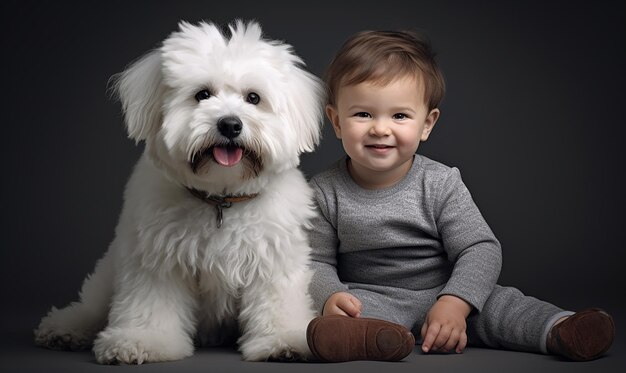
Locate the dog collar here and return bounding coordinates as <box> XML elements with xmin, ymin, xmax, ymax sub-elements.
<box><xmin>187</xmin><ymin>188</ymin><xmax>259</xmax><ymax>229</ymax></box>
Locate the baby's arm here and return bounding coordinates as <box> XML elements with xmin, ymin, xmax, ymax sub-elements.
<box><xmin>424</xmin><ymin>168</ymin><xmax>501</xmax><ymax>353</ymax></box>
<box><xmin>435</xmin><ymin>168</ymin><xmax>502</xmax><ymax>315</ymax></box>
<box><xmin>421</xmin><ymin>295</ymin><xmax>472</xmax><ymax>353</ymax></box>
<box><xmin>323</xmin><ymin>292</ymin><xmax>362</xmax><ymax>317</ymax></box>
<box><xmin>307</xmin><ymin>180</ymin><xmax>350</xmax><ymax>314</ymax></box>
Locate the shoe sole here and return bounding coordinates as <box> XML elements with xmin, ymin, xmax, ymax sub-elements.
<box><xmin>307</xmin><ymin>316</ymin><xmax>415</xmax><ymax>362</ymax></box>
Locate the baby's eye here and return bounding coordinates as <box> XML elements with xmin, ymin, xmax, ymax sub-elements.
<box><xmin>393</xmin><ymin>113</ymin><xmax>408</xmax><ymax>120</ymax></box>
<box><xmin>354</xmin><ymin>112</ymin><xmax>371</xmax><ymax>118</ymax></box>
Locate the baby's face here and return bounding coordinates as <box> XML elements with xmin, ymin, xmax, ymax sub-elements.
<box><xmin>327</xmin><ymin>76</ymin><xmax>439</xmax><ymax>189</ymax></box>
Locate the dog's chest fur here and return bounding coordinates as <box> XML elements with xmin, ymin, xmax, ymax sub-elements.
<box><xmin>120</xmin><ymin>155</ymin><xmax>314</xmax><ymax>292</ymax></box>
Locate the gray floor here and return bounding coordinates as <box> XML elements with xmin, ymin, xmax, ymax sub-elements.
<box><xmin>3</xmin><ymin>310</ymin><xmax>624</xmax><ymax>373</ymax></box>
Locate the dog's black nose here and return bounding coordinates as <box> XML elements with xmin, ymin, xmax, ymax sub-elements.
<box><xmin>217</xmin><ymin>116</ymin><xmax>243</xmax><ymax>139</ymax></box>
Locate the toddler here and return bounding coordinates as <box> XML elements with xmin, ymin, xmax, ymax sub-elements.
<box><xmin>305</xmin><ymin>29</ymin><xmax>615</xmax><ymax>363</ymax></box>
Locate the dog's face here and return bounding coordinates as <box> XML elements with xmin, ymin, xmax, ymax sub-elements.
<box><xmin>114</xmin><ymin>21</ymin><xmax>323</xmax><ymax>193</ymax></box>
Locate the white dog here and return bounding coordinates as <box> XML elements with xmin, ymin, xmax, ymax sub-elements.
<box><xmin>34</xmin><ymin>20</ymin><xmax>323</xmax><ymax>364</ymax></box>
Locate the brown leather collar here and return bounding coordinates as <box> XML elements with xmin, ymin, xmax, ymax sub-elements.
<box><xmin>187</xmin><ymin>188</ymin><xmax>259</xmax><ymax>229</ymax></box>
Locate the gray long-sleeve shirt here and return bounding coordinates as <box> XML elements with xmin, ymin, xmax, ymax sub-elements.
<box><xmin>308</xmin><ymin>155</ymin><xmax>502</xmax><ymax>314</ymax></box>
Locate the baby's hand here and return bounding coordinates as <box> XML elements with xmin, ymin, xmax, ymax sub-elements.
<box><xmin>323</xmin><ymin>292</ymin><xmax>362</xmax><ymax>317</ymax></box>
<box><xmin>421</xmin><ymin>295</ymin><xmax>472</xmax><ymax>354</ymax></box>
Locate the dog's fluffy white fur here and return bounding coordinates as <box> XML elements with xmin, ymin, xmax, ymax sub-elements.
<box><xmin>34</xmin><ymin>20</ymin><xmax>324</xmax><ymax>364</ymax></box>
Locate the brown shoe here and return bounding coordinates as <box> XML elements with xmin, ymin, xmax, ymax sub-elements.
<box><xmin>547</xmin><ymin>308</ymin><xmax>615</xmax><ymax>361</ymax></box>
<box><xmin>306</xmin><ymin>315</ymin><xmax>415</xmax><ymax>362</ymax></box>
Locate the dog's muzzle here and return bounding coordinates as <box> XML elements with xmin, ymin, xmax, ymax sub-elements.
<box><xmin>189</xmin><ymin>116</ymin><xmax>263</xmax><ymax>177</ymax></box>
<box><xmin>191</xmin><ymin>144</ymin><xmax>244</xmax><ymax>172</ymax></box>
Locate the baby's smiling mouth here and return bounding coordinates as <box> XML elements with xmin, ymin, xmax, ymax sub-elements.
<box><xmin>365</xmin><ymin>144</ymin><xmax>395</xmax><ymax>154</ymax></box>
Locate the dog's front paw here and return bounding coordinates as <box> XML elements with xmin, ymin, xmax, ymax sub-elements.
<box><xmin>34</xmin><ymin>306</ymin><xmax>98</xmax><ymax>351</ymax></box>
<box><xmin>93</xmin><ymin>336</ymin><xmax>149</xmax><ymax>364</ymax></box>
<box><xmin>241</xmin><ymin>342</ymin><xmax>309</xmax><ymax>362</ymax></box>
<box><xmin>93</xmin><ymin>327</ymin><xmax>193</xmax><ymax>364</ymax></box>
<box><xmin>239</xmin><ymin>332</ymin><xmax>312</xmax><ymax>362</ymax></box>
<box><xmin>269</xmin><ymin>348</ymin><xmax>307</xmax><ymax>362</ymax></box>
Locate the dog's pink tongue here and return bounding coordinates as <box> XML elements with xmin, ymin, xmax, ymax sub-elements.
<box><xmin>213</xmin><ymin>146</ymin><xmax>243</xmax><ymax>167</ymax></box>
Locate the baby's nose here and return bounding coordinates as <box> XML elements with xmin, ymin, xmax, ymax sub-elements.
<box><xmin>369</xmin><ymin>120</ymin><xmax>391</xmax><ymax>136</ymax></box>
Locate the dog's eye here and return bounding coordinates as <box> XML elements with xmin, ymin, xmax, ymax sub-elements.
<box><xmin>195</xmin><ymin>90</ymin><xmax>212</xmax><ymax>102</ymax></box>
<box><xmin>246</xmin><ymin>92</ymin><xmax>260</xmax><ymax>105</ymax></box>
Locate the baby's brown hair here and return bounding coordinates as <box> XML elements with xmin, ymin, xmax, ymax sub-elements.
<box><xmin>325</xmin><ymin>30</ymin><xmax>445</xmax><ymax>112</ymax></box>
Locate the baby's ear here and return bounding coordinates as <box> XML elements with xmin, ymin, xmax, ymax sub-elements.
<box><xmin>325</xmin><ymin>104</ymin><xmax>342</xmax><ymax>139</ymax></box>
<box><xmin>110</xmin><ymin>50</ymin><xmax>164</xmax><ymax>143</ymax></box>
<box><xmin>421</xmin><ymin>108</ymin><xmax>440</xmax><ymax>141</ymax></box>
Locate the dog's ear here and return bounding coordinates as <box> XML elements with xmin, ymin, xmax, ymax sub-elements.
<box><xmin>286</xmin><ymin>68</ymin><xmax>325</xmax><ymax>154</ymax></box>
<box><xmin>111</xmin><ymin>50</ymin><xmax>164</xmax><ymax>143</ymax></box>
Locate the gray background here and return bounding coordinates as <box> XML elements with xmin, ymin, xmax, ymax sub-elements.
<box><xmin>2</xmin><ymin>0</ymin><xmax>625</xmax><ymax>372</ymax></box>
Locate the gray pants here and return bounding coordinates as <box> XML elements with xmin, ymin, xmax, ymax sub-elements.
<box><xmin>348</xmin><ymin>284</ymin><xmax>572</xmax><ymax>353</ymax></box>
